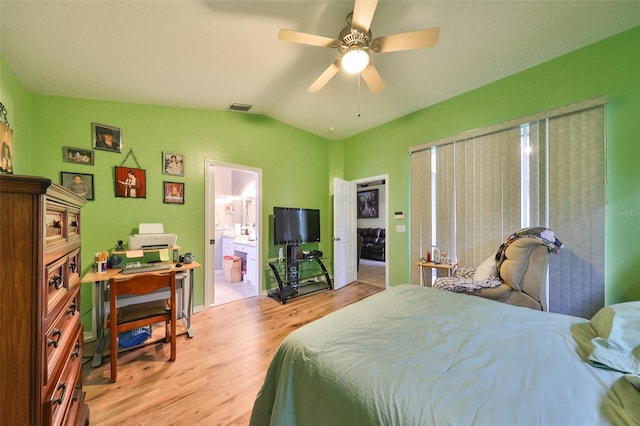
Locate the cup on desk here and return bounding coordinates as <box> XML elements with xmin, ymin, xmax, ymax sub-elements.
<box><xmin>94</xmin><ymin>251</ymin><xmax>108</xmax><ymax>272</ymax></box>
<box><xmin>95</xmin><ymin>261</ymin><xmax>107</xmax><ymax>273</ymax></box>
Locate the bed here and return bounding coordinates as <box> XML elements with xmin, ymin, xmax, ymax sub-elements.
<box><xmin>250</xmin><ymin>285</ymin><xmax>639</xmax><ymax>425</ymax></box>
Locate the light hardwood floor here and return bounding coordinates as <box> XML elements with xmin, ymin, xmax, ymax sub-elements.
<box><xmin>82</xmin><ymin>282</ymin><xmax>383</xmax><ymax>425</ymax></box>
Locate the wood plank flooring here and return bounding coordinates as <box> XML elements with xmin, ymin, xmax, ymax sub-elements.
<box><xmin>82</xmin><ymin>282</ymin><xmax>383</xmax><ymax>425</ymax></box>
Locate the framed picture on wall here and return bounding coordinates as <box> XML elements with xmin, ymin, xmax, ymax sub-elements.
<box><xmin>162</xmin><ymin>152</ymin><xmax>184</xmax><ymax>176</ymax></box>
<box><xmin>357</xmin><ymin>188</ymin><xmax>379</xmax><ymax>218</ymax></box>
<box><xmin>63</xmin><ymin>146</ymin><xmax>94</xmax><ymax>165</ymax></box>
<box><xmin>0</xmin><ymin>120</ymin><xmax>14</xmax><ymax>174</ymax></box>
<box><xmin>92</xmin><ymin>123</ymin><xmax>122</xmax><ymax>153</ymax></box>
<box><xmin>60</xmin><ymin>172</ymin><xmax>94</xmax><ymax>200</ymax></box>
<box><xmin>163</xmin><ymin>181</ymin><xmax>184</xmax><ymax>204</ymax></box>
<box><xmin>114</xmin><ymin>166</ymin><xmax>146</xmax><ymax>198</ymax></box>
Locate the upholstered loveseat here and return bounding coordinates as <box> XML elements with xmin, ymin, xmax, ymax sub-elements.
<box><xmin>357</xmin><ymin>228</ymin><xmax>385</xmax><ymax>261</ymax></box>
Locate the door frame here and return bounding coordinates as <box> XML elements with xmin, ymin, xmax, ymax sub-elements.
<box><xmin>204</xmin><ymin>159</ymin><xmax>262</xmax><ymax>308</ymax></box>
<box><xmin>352</xmin><ymin>174</ymin><xmax>389</xmax><ymax>289</ymax></box>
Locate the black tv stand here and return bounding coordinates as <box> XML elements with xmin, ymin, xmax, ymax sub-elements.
<box><xmin>268</xmin><ymin>245</ymin><xmax>332</xmax><ymax>304</ymax></box>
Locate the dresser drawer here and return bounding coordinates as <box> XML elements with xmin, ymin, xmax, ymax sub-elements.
<box><xmin>45</xmin><ymin>203</ymin><xmax>66</xmax><ymax>247</ymax></box>
<box><xmin>44</xmin><ymin>324</ymin><xmax>83</xmax><ymax>426</ymax></box>
<box><xmin>63</xmin><ymin>366</ymin><xmax>88</xmax><ymax>426</ymax></box>
<box><xmin>45</xmin><ymin>199</ymin><xmax>81</xmax><ymax>264</ymax></box>
<box><xmin>45</xmin><ymin>257</ymin><xmax>68</xmax><ymax>321</ymax></box>
<box><xmin>44</xmin><ymin>292</ymin><xmax>81</xmax><ymax>384</ymax></box>
<box><xmin>44</xmin><ymin>249</ymin><xmax>82</xmax><ymax>326</ymax></box>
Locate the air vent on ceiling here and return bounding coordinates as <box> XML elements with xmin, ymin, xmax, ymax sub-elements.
<box><xmin>228</xmin><ymin>103</ymin><xmax>252</xmax><ymax>112</ymax></box>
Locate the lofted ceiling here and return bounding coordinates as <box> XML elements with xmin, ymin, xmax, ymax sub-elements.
<box><xmin>1</xmin><ymin>1</ymin><xmax>639</xmax><ymax>140</ymax></box>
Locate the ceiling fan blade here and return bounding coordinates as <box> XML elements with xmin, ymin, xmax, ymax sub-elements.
<box><xmin>308</xmin><ymin>60</ymin><xmax>341</xmax><ymax>93</ymax></box>
<box><xmin>352</xmin><ymin>0</ymin><xmax>378</xmax><ymax>32</ymax></box>
<box><xmin>278</xmin><ymin>29</ymin><xmax>339</xmax><ymax>48</ymax></box>
<box><xmin>361</xmin><ymin>63</ymin><xmax>385</xmax><ymax>94</ymax></box>
<box><xmin>371</xmin><ymin>27</ymin><xmax>440</xmax><ymax>53</ymax></box>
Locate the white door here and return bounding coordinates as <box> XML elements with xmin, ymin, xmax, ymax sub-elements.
<box><xmin>333</xmin><ymin>178</ymin><xmax>357</xmax><ymax>289</ymax></box>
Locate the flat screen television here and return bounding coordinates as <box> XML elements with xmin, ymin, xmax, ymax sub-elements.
<box><xmin>273</xmin><ymin>207</ymin><xmax>320</xmax><ymax>245</ymax></box>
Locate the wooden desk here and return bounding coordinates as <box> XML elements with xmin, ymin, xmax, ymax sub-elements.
<box><xmin>82</xmin><ymin>261</ymin><xmax>201</xmax><ymax>367</ymax></box>
<box><xmin>416</xmin><ymin>261</ymin><xmax>458</xmax><ymax>287</ymax></box>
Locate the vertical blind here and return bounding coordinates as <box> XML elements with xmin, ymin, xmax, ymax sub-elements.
<box><xmin>410</xmin><ymin>98</ymin><xmax>606</xmax><ymax>318</ymax></box>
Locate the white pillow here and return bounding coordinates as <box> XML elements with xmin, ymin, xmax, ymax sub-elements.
<box><xmin>474</xmin><ymin>255</ymin><xmax>498</xmax><ymax>281</ymax></box>
<box><xmin>591</xmin><ymin>301</ymin><xmax>640</xmax><ymax>351</ymax></box>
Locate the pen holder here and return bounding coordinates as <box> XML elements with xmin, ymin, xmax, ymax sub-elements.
<box><xmin>95</xmin><ymin>261</ymin><xmax>107</xmax><ymax>273</ymax></box>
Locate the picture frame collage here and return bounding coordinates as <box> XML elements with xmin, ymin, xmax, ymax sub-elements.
<box><xmin>162</xmin><ymin>151</ymin><xmax>185</xmax><ymax>204</ymax></box>
<box><xmin>56</xmin><ymin>122</ymin><xmax>185</xmax><ymax>204</ymax></box>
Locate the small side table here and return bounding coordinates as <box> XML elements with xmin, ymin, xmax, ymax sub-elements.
<box><xmin>416</xmin><ymin>261</ymin><xmax>458</xmax><ymax>287</ymax></box>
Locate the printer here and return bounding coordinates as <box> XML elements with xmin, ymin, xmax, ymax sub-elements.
<box><xmin>128</xmin><ymin>223</ymin><xmax>178</xmax><ymax>250</ymax></box>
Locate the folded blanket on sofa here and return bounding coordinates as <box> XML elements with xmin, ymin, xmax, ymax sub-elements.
<box><xmin>433</xmin><ymin>266</ymin><xmax>503</xmax><ymax>293</ymax></box>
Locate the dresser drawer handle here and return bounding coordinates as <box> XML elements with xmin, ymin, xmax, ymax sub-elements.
<box><xmin>52</xmin><ymin>383</ymin><xmax>66</xmax><ymax>406</ymax></box>
<box><xmin>71</xmin><ymin>341</ymin><xmax>81</xmax><ymax>360</ymax></box>
<box><xmin>48</xmin><ymin>273</ymin><xmax>63</xmax><ymax>290</ymax></box>
<box><xmin>47</xmin><ymin>329</ymin><xmax>62</xmax><ymax>348</ymax></box>
<box><xmin>69</xmin><ymin>260</ymin><xmax>78</xmax><ymax>273</ymax></box>
<box><xmin>66</xmin><ymin>301</ymin><xmax>78</xmax><ymax>316</ymax></box>
<box><xmin>73</xmin><ymin>384</ymin><xmax>81</xmax><ymax>402</ymax></box>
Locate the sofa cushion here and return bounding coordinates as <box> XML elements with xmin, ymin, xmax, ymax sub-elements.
<box><xmin>359</xmin><ymin>228</ymin><xmax>381</xmax><ymax>244</ymax></box>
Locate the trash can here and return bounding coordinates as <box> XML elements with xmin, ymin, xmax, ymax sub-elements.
<box><xmin>224</xmin><ymin>255</ymin><xmax>242</xmax><ymax>283</ymax></box>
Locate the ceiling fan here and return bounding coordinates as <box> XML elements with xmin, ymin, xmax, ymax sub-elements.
<box><xmin>278</xmin><ymin>0</ymin><xmax>440</xmax><ymax>94</ymax></box>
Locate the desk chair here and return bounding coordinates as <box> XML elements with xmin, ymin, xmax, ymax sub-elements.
<box><xmin>108</xmin><ymin>270</ymin><xmax>177</xmax><ymax>382</ymax></box>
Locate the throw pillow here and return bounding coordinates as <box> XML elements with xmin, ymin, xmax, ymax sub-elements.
<box><xmin>474</xmin><ymin>255</ymin><xmax>498</xmax><ymax>281</ymax></box>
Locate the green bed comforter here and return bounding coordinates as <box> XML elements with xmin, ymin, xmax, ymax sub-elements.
<box><xmin>250</xmin><ymin>285</ymin><xmax>639</xmax><ymax>426</ymax></box>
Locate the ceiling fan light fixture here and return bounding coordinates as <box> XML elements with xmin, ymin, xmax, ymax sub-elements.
<box><xmin>341</xmin><ymin>47</ymin><xmax>370</xmax><ymax>74</ymax></box>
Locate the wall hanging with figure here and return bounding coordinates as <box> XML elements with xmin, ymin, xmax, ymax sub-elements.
<box><xmin>162</xmin><ymin>151</ymin><xmax>184</xmax><ymax>176</ymax></box>
<box><xmin>357</xmin><ymin>188</ymin><xmax>379</xmax><ymax>218</ymax></box>
<box><xmin>0</xmin><ymin>103</ymin><xmax>14</xmax><ymax>174</ymax></box>
<box><xmin>163</xmin><ymin>181</ymin><xmax>184</xmax><ymax>204</ymax></box>
<box><xmin>93</xmin><ymin>123</ymin><xmax>122</xmax><ymax>153</ymax></box>
<box><xmin>114</xmin><ymin>166</ymin><xmax>146</xmax><ymax>198</ymax></box>
<box><xmin>61</xmin><ymin>171</ymin><xmax>94</xmax><ymax>200</ymax></box>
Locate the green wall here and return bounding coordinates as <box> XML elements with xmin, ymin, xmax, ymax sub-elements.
<box><xmin>1</xmin><ymin>26</ymin><xmax>638</xmax><ymax>333</ymax></box>
<box><xmin>1</xmin><ymin>60</ymin><xmax>331</xmax><ymax>330</ymax></box>
<box><xmin>342</xmin><ymin>26</ymin><xmax>640</xmax><ymax>304</ymax></box>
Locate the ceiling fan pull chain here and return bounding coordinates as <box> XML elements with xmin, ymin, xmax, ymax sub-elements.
<box><xmin>357</xmin><ymin>74</ymin><xmax>362</xmax><ymax>118</ymax></box>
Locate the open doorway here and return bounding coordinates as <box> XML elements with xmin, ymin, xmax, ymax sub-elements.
<box><xmin>204</xmin><ymin>160</ymin><xmax>262</xmax><ymax>307</ymax></box>
<box><xmin>354</xmin><ymin>176</ymin><xmax>387</xmax><ymax>289</ymax></box>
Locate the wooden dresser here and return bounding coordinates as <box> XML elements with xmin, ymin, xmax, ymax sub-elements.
<box><xmin>0</xmin><ymin>175</ymin><xmax>90</xmax><ymax>425</ymax></box>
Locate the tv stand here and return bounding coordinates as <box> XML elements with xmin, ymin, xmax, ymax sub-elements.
<box><xmin>268</xmin><ymin>245</ymin><xmax>332</xmax><ymax>304</ymax></box>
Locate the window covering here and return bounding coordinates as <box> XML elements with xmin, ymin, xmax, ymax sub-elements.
<box><xmin>410</xmin><ymin>97</ymin><xmax>606</xmax><ymax>317</ymax></box>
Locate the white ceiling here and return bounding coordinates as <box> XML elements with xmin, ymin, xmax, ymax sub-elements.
<box><xmin>1</xmin><ymin>1</ymin><xmax>639</xmax><ymax>140</ymax></box>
